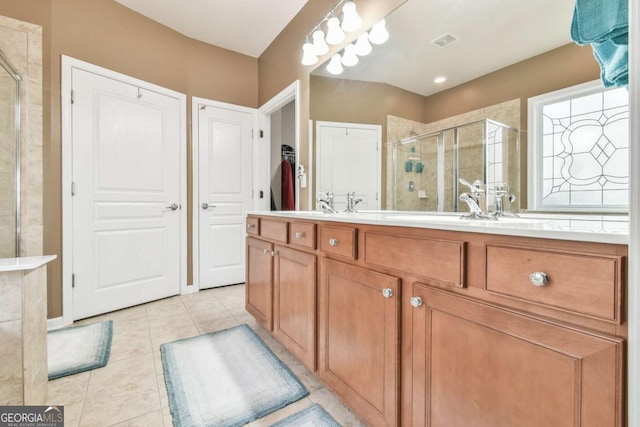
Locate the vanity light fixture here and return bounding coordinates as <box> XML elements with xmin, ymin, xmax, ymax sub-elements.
<box><xmin>341</xmin><ymin>44</ymin><xmax>359</xmax><ymax>66</ymax></box>
<box><xmin>354</xmin><ymin>32</ymin><xmax>372</xmax><ymax>56</ymax></box>
<box><xmin>327</xmin><ymin>53</ymin><xmax>344</xmax><ymax>75</ymax></box>
<box><xmin>301</xmin><ymin>0</ymin><xmax>364</xmax><ymax>65</ymax></box>
<box><xmin>434</xmin><ymin>76</ymin><xmax>447</xmax><ymax>84</ymax></box>
<box><xmin>301</xmin><ymin>40</ymin><xmax>319</xmax><ymax>66</ymax></box>
<box><xmin>369</xmin><ymin>19</ymin><xmax>389</xmax><ymax>44</ymax></box>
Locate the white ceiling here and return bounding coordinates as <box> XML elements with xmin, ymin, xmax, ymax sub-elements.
<box><xmin>114</xmin><ymin>0</ymin><xmax>309</xmax><ymax>58</ymax></box>
<box><xmin>313</xmin><ymin>0</ymin><xmax>576</xmax><ymax>97</ymax></box>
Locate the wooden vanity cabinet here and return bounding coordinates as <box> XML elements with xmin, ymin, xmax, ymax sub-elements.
<box><xmin>245</xmin><ymin>218</ymin><xmax>318</xmax><ymax>371</ymax></box>
<box><xmin>318</xmin><ymin>258</ymin><xmax>401</xmax><ymax>427</ymax></box>
<box><xmin>273</xmin><ymin>245</ymin><xmax>317</xmax><ymax>371</ymax></box>
<box><xmin>245</xmin><ymin>236</ymin><xmax>274</xmax><ymax>331</ymax></box>
<box><xmin>409</xmin><ymin>284</ymin><xmax>625</xmax><ymax>427</ymax></box>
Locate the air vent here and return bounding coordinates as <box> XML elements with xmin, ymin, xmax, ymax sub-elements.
<box><xmin>431</xmin><ymin>33</ymin><xmax>459</xmax><ymax>48</ymax></box>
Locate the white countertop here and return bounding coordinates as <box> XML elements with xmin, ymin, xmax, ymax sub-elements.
<box><xmin>248</xmin><ymin>211</ymin><xmax>629</xmax><ymax>245</ymax></box>
<box><xmin>0</xmin><ymin>255</ymin><xmax>57</xmax><ymax>273</ymax></box>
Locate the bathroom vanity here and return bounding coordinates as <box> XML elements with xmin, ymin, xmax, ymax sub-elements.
<box><xmin>245</xmin><ymin>211</ymin><xmax>627</xmax><ymax>427</ymax></box>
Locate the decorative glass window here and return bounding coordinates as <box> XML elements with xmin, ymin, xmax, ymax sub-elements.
<box><xmin>528</xmin><ymin>80</ymin><xmax>629</xmax><ymax>212</ymax></box>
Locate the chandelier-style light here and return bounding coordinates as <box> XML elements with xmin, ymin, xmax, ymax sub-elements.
<box><xmin>300</xmin><ymin>0</ymin><xmax>389</xmax><ymax>71</ymax></box>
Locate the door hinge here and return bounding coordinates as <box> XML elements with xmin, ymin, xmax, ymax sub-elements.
<box><xmin>376</xmin><ymin>192</ymin><xmax>379</xmax><ymax>201</ymax></box>
<box><xmin>71</xmin><ymin>182</ymin><xmax>76</xmax><ymax>196</ymax></box>
<box><xmin>71</xmin><ymin>90</ymin><xmax>74</xmax><ymax>104</ymax></box>
<box><xmin>259</xmin><ymin>130</ymin><xmax>264</xmax><ymax>138</ymax></box>
<box><xmin>72</xmin><ymin>274</ymin><xmax>76</xmax><ymax>288</ymax></box>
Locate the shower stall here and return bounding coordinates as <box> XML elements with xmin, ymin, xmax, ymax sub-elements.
<box><xmin>391</xmin><ymin>119</ymin><xmax>519</xmax><ymax>213</ymax></box>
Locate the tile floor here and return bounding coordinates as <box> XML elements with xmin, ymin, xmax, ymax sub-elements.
<box><xmin>47</xmin><ymin>284</ymin><xmax>366</xmax><ymax>427</ymax></box>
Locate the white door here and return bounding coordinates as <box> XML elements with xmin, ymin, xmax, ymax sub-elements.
<box><xmin>197</xmin><ymin>102</ymin><xmax>254</xmax><ymax>289</ymax></box>
<box><xmin>316</xmin><ymin>121</ymin><xmax>382</xmax><ymax>211</ymax></box>
<box><xmin>71</xmin><ymin>68</ymin><xmax>182</xmax><ymax>320</ymax></box>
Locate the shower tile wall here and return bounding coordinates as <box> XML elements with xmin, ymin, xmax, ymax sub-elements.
<box><xmin>0</xmin><ymin>73</ymin><xmax>16</xmax><ymax>257</ymax></box>
<box><xmin>387</xmin><ymin>99</ymin><xmax>520</xmax><ymax>211</ymax></box>
<box><xmin>0</xmin><ymin>15</ymin><xmax>43</xmax><ymax>257</ymax></box>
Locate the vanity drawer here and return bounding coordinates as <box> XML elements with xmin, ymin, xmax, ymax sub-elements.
<box><xmin>485</xmin><ymin>244</ymin><xmax>624</xmax><ymax>323</ymax></box>
<box><xmin>246</xmin><ymin>217</ymin><xmax>260</xmax><ymax>236</ymax></box>
<box><xmin>260</xmin><ymin>219</ymin><xmax>288</xmax><ymax>244</ymax></box>
<box><xmin>364</xmin><ymin>231</ymin><xmax>466</xmax><ymax>287</ymax></box>
<box><xmin>319</xmin><ymin>225</ymin><xmax>357</xmax><ymax>259</ymax></box>
<box><xmin>288</xmin><ymin>222</ymin><xmax>316</xmax><ymax>249</ymax></box>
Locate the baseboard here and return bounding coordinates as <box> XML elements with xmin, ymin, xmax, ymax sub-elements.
<box><xmin>47</xmin><ymin>317</ymin><xmax>64</xmax><ymax>331</ymax></box>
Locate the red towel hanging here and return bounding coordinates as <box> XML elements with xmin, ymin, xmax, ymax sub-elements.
<box><xmin>281</xmin><ymin>159</ymin><xmax>295</xmax><ymax>210</ymax></box>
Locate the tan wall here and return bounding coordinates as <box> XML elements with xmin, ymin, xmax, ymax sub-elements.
<box><xmin>0</xmin><ymin>0</ymin><xmax>259</xmax><ymax>318</ymax></box>
<box><xmin>310</xmin><ymin>76</ymin><xmax>425</xmax><ymax>203</ymax></box>
<box><xmin>259</xmin><ymin>0</ymin><xmax>406</xmax><ymax>209</ymax></box>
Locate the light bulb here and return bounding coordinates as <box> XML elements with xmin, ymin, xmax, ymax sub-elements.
<box><xmin>354</xmin><ymin>32</ymin><xmax>372</xmax><ymax>56</ymax></box>
<box><xmin>301</xmin><ymin>42</ymin><xmax>319</xmax><ymax>66</ymax></box>
<box><xmin>325</xmin><ymin>16</ymin><xmax>345</xmax><ymax>45</ymax></box>
<box><xmin>369</xmin><ymin>19</ymin><xmax>389</xmax><ymax>45</ymax></box>
<box><xmin>312</xmin><ymin>29</ymin><xmax>329</xmax><ymax>56</ymax></box>
<box><xmin>341</xmin><ymin>44</ymin><xmax>359</xmax><ymax>67</ymax></box>
<box><xmin>434</xmin><ymin>76</ymin><xmax>447</xmax><ymax>84</ymax></box>
<box><xmin>326</xmin><ymin>54</ymin><xmax>344</xmax><ymax>75</ymax></box>
<box><xmin>341</xmin><ymin>1</ymin><xmax>362</xmax><ymax>33</ymax></box>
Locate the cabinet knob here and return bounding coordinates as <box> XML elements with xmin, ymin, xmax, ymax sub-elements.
<box><xmin>529</xmin><ymin>272</ymin><xmax>549</xmax><ymax>287</ymax></box>
<box><xmin>329</xmin><ymin>238</ymin><xmax>339</xmax><ymax>246</ymax></box>
<box><xmin>271</xmin><ymin>250</ymin><xmax>278</xmax><ymax>257</ymax></box>
<box><xmin>247</xmin><ymin>223</ymin><xmax>256</xmax><ymax>229</ymax></box>
<box><xmin>263</xmin><ymin>248</ymin><xmax>270</xmax><ymax>254</ymax></box>
<box><xmin>295</xmin><ymin>231</ymin><xmax>305</xmax><ymax>239</ymax></box>
<box><xmin>410</xmin><ymin>296</ymin><xmax>423</xmax><ymax>308</ymax></box>
<box><xmin>382</xmin><ymin>288</ymin><xmax>394</xmax><ymax>298</ymax></box>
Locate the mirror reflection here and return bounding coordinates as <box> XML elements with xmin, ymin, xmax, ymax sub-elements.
<box><xmin>310</xmin><ymin>0</ymin><xmax>629</xmax><ymax>214</ymax></box>
<box><xmin>0</xmin><ymin>50</ymin><xmax>21</xmax><ymax>257</ymax></box>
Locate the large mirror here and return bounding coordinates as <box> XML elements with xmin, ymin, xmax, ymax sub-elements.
<box><xmin>310</xmin><ymin>0</ymin><xmax>629</xmax><ymax>214</ymax></box>
<box><xmin>0</xmin><ymin>50</ymin><xmax>21</xmax><ymax>257</ymax></box>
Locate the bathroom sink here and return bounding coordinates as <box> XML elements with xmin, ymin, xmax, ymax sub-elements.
<box><xmin>382</xmin><ymin>214</ymin><xmax>542</xmax><ymax>224</ymax></box>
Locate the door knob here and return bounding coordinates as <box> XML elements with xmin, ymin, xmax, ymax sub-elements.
<box><xmin>201</xmin><ymin>202</ymin><xmax>209</xmax><ymax>209</ymax></box>
<box><xmin>166</xmin><ymin>203</ymin><xmax>179</xmax><ymax>211</ymax></box>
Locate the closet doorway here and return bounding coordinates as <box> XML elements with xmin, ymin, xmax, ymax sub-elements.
<box><xmin>258</xmin><ymin>81</ymin><xmax>301</xmax><ymax>211</ymax></box>
<box><xmin>192</xmin><ymin>98</ymin><xmax>255</xmax><ymax>290</ymax></box>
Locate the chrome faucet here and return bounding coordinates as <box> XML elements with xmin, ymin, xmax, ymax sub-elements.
<box><xmin>344</xmin><ymin>192</ymin><xmax>363</xmax><ymax>212</ymax></box>
<box><xmin>458</xmin><ymin>178</ymin><xmax>495</xmax><ymax>220</ymax></box>
<box><xmin>317</xmin><ymin>191</ymin><xmax>337</xmax><ymax>213</ymax></box>
<box><xmin>492</xmin><ymin>183</ymin><xmax>519</xmax><ymax>217</ymax></box>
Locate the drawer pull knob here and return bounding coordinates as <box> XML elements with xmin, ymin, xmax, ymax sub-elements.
<box><xmin>295</xmin><ymin>231</ymin><xmax>305</xmax><ymax>239</ymax></box>
<box><xmin>263</xmin><ymin>248</ymin><xmax>270</xmax><ymax>254</ymax></box>
<box><xmin>382</xmin><ymin>288</ymin><xmax>394</xmax><ymax>298</ymax></box>
<box><xmin>247</xmin><ymin>223</ymin><xmax>256</xmax><ymax>229</ymax></box>
<box><xmin>410</xmin><ymin>296</ymin><xmax>423</xmax><ymax>308</ymax></box>
<box><xmin>271</xmin><ymin>250</ymin><xmax>278</xmax><ymax>257</ymax></box>
<box><xmin>329</xmin><ymin>238</ymin><xmax>339</xmax><ymax>246</ymax></box>
<box><xmin>529</xmin><ymin>272</ymin><xmax>549</xmax><ymax>287</ymax></box>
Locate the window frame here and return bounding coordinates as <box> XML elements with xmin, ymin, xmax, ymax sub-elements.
<box><xmin>527</xmin><ymin>79</ymin><xmax>629</xmax><ymax>213</ymax></box>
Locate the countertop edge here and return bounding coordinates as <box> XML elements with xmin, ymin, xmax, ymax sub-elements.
<box><xmin>0</xmin><ymin>255</ymin><xmax>58</xmax><ymax>273</ymax></box>
<box><xmin>247</xmin><ymin>212</ymin><xmax>629</xmax><ymax>245</ymax></box>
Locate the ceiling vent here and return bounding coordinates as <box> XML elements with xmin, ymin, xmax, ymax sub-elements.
<box><xmin>431</xmin><ymin>33</ymin><xmax>459</xmax><ymax>48</ymax></box>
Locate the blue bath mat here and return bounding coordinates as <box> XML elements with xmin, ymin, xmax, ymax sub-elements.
<box><xmin>161</xmin><ymin>324</ymin><xmax>309</xmax><ymax>427</ymax></box>
<box><xmin>47</xmin><ymin>320</ymin><xmax>113</xmax><ymax>380</ymax></box>
<box><xmin>270</xmin><ymin>404</ymin><xmax>341</xmax><ymax>427</ymax></box>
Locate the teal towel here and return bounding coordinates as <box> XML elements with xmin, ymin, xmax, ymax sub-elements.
<box><xmin>592</xmin><ymin>35</ymin><xmax>629</xmax><ymax>87</ymax></box>
<box><xmin>571</xmin><ymin>0</ymin><xmax>628</xmax><ymax>44</ymax></box>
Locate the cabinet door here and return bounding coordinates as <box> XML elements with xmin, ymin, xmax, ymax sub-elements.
<box><xmin>245</xmin><ymin>237</ymin><xmax>273</xmax><ymax>331</ymax></box>
<box><xmin>273</xmin><ymin>245</ymin><xmax>317</xmax><ymax>371</ymax></box>
<box><xmin>319</xmin><ymin>258</ymin><xmax>400</xmax><ymax>427</ymax></box>
<box><xmin>410</xmin><ymin>284</ymin><xmax>624</xmax><ymax>427</ymax></box>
